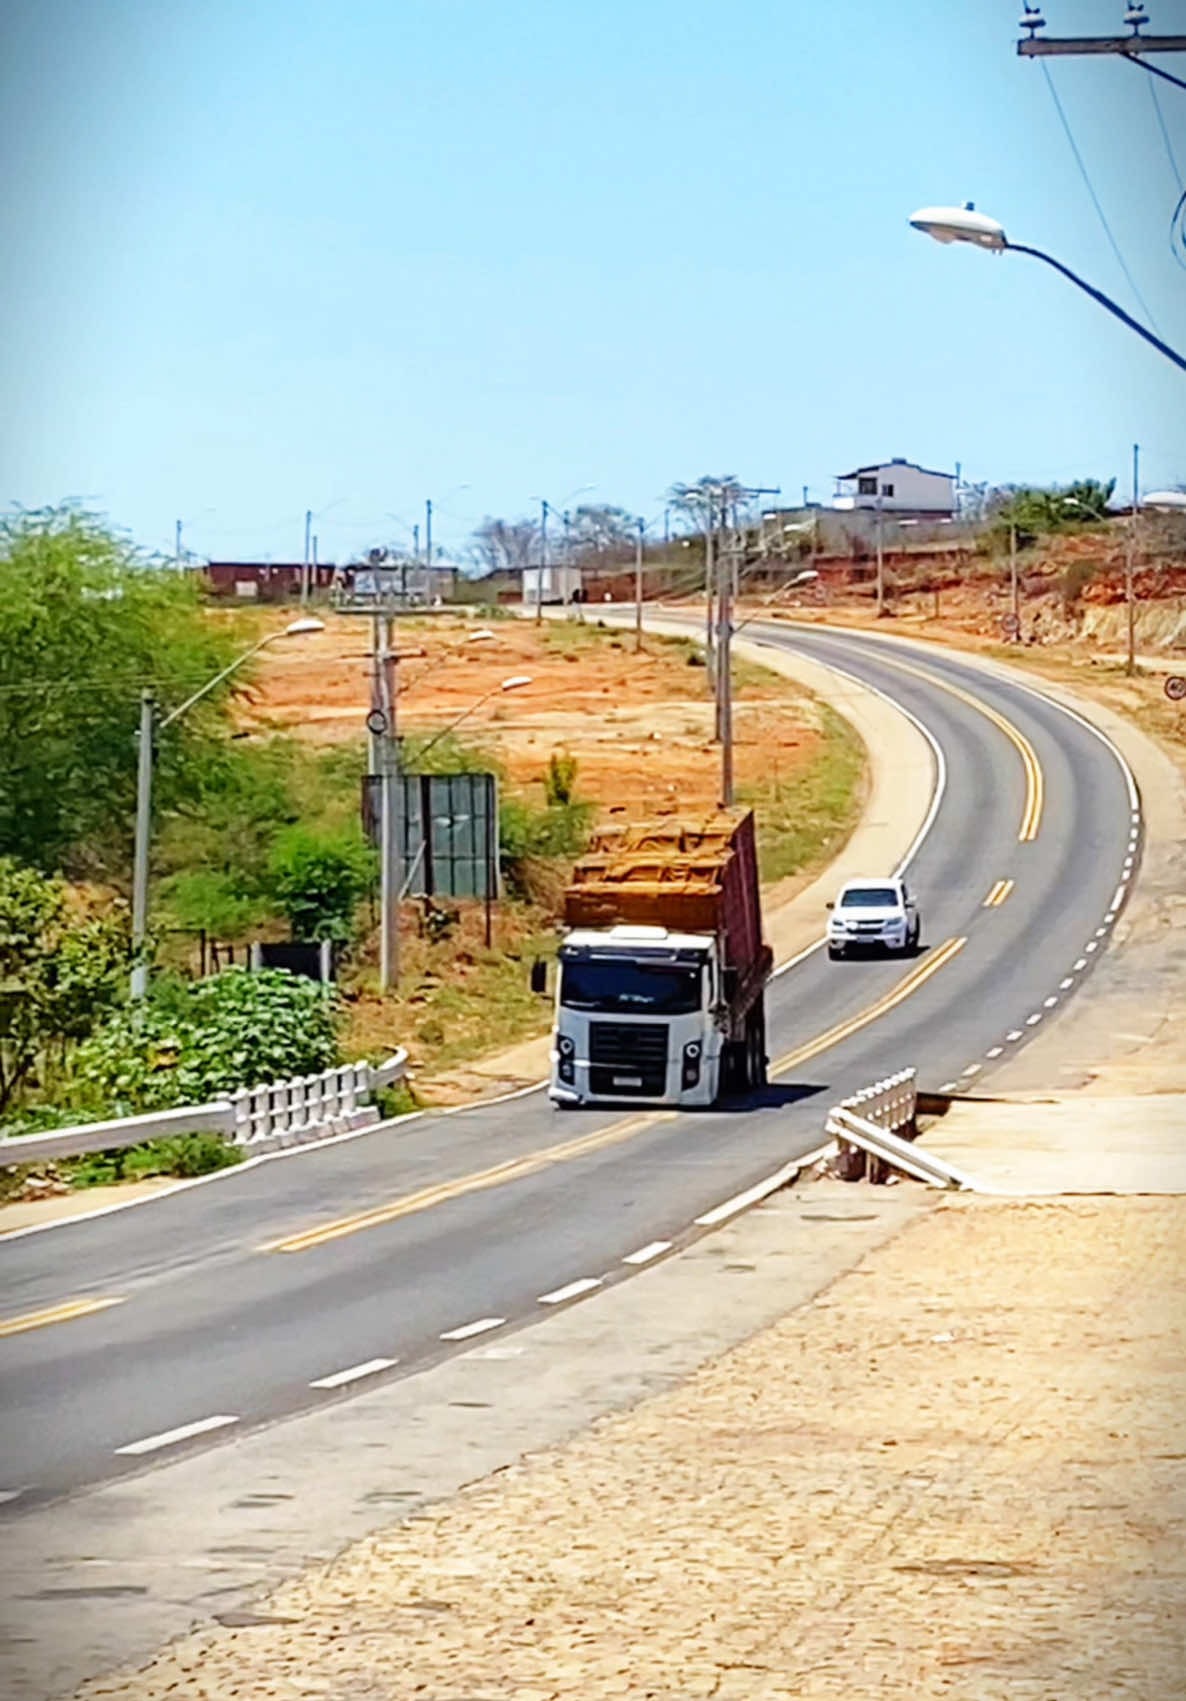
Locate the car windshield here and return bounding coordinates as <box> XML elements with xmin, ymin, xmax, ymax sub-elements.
<box><xmin>560</xmin><ymin>960</ymin><xmax>702</xmax><ymax>1016</ymax></box>
<box><xmin>839</xmin><ymin>887</ymin><xmax>900</xmax><ymax>909</ymax></box>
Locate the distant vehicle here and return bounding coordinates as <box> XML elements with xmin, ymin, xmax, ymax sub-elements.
<box><xmin>827</xmin><ymin>877</ymin><xmax>920</xmax><ymax>959</ymax></box>
<box><xmin>534</xmin><ymin>809</ymin><xmax>772</xmax><ymax>1108</ymax></box>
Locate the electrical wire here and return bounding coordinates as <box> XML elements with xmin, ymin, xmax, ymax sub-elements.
<box><xmin>1144</xmin><ymin>72</ymin><xmax>1186</xmax><ymax>272</ymax></box>
<box><xmin>1041</xmin><ymin>61</ymin><xmax>1163</xmax><ymax>332</ymax></box>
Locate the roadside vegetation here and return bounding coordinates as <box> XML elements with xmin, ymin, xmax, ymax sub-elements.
<box><xmin>0</xmin><ymin>506</ymin><xmax>874</xmax><ymax>1195</ymax></box>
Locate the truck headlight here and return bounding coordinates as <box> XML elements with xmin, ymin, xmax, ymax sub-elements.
<box><xmin>558</xmin><ymin>1035</ymin><xmax>575</xmax><ymax>1057</ymax></box>
<box><xmin>682</xmin><ymin>1041</ymin><xmax>701</xmax><ymax>1089</ymax></box>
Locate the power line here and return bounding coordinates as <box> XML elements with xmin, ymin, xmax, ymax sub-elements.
<box><xmin>1144</xmin><ymin>71</ymin><xmax>1186</xmax><ymax>271</ymax></box>
<box><xmin>1041</xmin><ymin>61</ymin><xmax>1162</xmax><ymax>333</ymax></box>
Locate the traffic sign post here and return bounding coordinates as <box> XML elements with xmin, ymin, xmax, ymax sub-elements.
<box><xmin>1165</xmin><ymin>676</ymin><xmax>1186</xmax><ymax>702</ymax></box>
<box><xmin>1001</xmin><ymin>612</ymin><xmax>1021</xmax><ymax>640</ymax></box>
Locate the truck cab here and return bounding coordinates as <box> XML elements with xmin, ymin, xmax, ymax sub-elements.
<box><xmin>550</xmin><ymin>925</ymin><xmax>723</xmax><ymax>1108</ymax></box>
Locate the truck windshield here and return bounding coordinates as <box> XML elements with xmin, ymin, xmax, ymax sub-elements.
<box><xmin>839</xmin><ymin>887</ymin><xmax>899</xmax><ymax>908</ymax></box>
<box><xmin>560</xmin><ymin>960</ymin><xmax>702</xmax><ymax>1016</ymax></box>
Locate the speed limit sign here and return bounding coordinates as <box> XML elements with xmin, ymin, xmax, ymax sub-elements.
<box><xmin>1001</xmin><ymin>613</ymin><xmax>1021</xmax><ymax>638</ymax></box>
<box><xmin>1165</xmin><ymin>675</ymin><xmax>1186</xmax><ymax>702</ymax></box>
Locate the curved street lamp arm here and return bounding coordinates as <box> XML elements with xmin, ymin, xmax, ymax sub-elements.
<box><xmin>1007</xmin><ymin>241</ymin><xmax>1186</xmax><ymax>374</ymax></box>
<box><xmin>158</xmin><ymin>634</ymin><xmax>276</xmax><ymax>730</ymax></box>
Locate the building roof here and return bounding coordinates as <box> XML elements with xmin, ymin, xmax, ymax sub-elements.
<box><xmin>835</xmin><ymin>459</ymin><xmax>955</xmax><ymax>481</ymax></box>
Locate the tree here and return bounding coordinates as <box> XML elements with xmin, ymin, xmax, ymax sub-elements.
<box><xmin>467</xmin><ymin>515</ymin><xmax>540</xmax><ymax>576</ymax></box>
<box><xmin>0</xmin><ymin>507</ymin><xmax>241</xmax><ymax>875</ymax></box>
<box><xmin>667</xmin><ymin>475</ymin><xmax>744</xmax><ymax>527</ymax></box>
<box><xmin>987</xmin><ymin>479</ymin><xmax>1116</xmax><ymax>546</ymax></box>
<box><xmin>0</xmin><ymin>857</ymin><xmax>131</xmax><ymax>1115</ymax></box>
<box><xmin>568</xmin><ymin>504</ymin><xmax>638</xmax><ymax>558</ymax></box>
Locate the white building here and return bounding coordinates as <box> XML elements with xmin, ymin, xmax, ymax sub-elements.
<box><xmin>522</xmin><ymin>564</ymin><xmax>582</xmax><ymax>605</ymax></box>
<box><xmin>833</xmin><ymin>458</ymin><xmax>956</xmax><ymax>517</ymax></box>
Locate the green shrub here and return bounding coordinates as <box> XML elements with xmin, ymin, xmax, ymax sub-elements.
<box><xmin>267</xmin><ymin>827</ymin><xmax>374</xmax><ymax>943</ymax></box>
<box><xmin>62</xmin><ymin>1131</ymin><xmax>243</xmax><ymax>1189</ymax></box>
<box><xmin>72</xmin><ymin>967</ymin><xmax>340</xmax><ymax>1115</ymax></box>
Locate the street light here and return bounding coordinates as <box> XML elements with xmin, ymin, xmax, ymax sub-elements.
<box><xmin>909</xmin><ymin>204</ymin><xmax>1186</xmax><ymax>375</ymax></box>
<box><xmin>412</xmin><ymin>675</ymin><xmax>532</xmax><ymax>762</ymax></box>
<box><xmin>130</xmin><ymin>617</ymin><xmax>326</xmax><ymax>998</ymax></box>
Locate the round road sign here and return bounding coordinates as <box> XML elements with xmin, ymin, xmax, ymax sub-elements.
<box><xmin>365</xmin><ymin>707</ymin><xmax>388</xmax><ymax>736</ymax></box>
<box><xmin>1165</xmin><ymin>675</ymin><xmax>1186</xmax><ymax>702</ymax></box>
<box><xmin>1001</xmin><ymin>613</ymin><xmax>1021</xmax><ymax>638</ymax></box>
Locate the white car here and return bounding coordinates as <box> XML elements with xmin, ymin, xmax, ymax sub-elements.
<box><xmin>827</xmin><ymin>877</ymin><xmax>920</xmax><ymax>959</ymax></box>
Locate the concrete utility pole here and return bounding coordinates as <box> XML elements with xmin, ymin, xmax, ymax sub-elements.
<box><xmin>634</xmin><ymin>517</ymin><xmax>645</xmax><ymax>652</ymax></box>
<box><xmin>302</xmin><ymin>509</ymin><xmax>312</xmax><ymax>604</ymax></box>
<box><xmin>1127</xmin><ymin>442</ymin><xmax>1140</xmax><ymax>678</ymax></box>
<box><xmin>130</xmin><ymin>689</ymin><xmax>155</xmax><ymax>1001</ymax></box>
<box><xmin>875</xmin><ymin>494</ymin><xmax>885</xmax><ymax>616</ymax></box>
<box><xmin>377</xmin><ymin>614</ymin><xmax>401</xmax><ymax>990</ymax></box>
<box><xmin>174</xmin><ymin>520</ymin><xmax>182</xmax><ymax>571</ymax></box>
<box><xmin>425</xmin><ymin>499</ymin><xmax>433</xmax><ymax>591</ymax></box>
<box><xmin>1010</xmin><ymin>517</ymin><xmax>1019</xmax><ymax>630</ymax></box>
<box><xmin>536</xmin><ymin>499</ymin><xmax>548</xmax><ymax>625</ymax></box>
<box><xmin>717</xmin><ymin>511</ymin><xmax>737</xmax><ymax>807</ymax></box>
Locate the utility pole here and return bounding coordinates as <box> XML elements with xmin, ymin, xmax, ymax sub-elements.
<box><xmin>1010</xmin><ymin>517</ymin><xmax>1019</xmax><ymax>631</ymax></box>
<box><xmin>1018</xmin><ymin>15</ymin><xmax>1186</xmax><ymax>87</ymax></box>
<box><xmin>312</xmin><ymin>533</ymin><xmax>319</xmax><ymax>591</ymax></box>
<box><xmin>634</xmin><ymin>518</ymin><xmax>645</xmax><ymax>652</ymax></box>
<box><xmin>425</xmin><ymin>498</ymin><xmax>433</xmax><ymax>597</ymax></box>
<box><xmin>130</xmin><ymin>689</ymin><xmax>155</xmax><ymax>1000</ymax></box>
<box><xmin>377</xmin><ymin>614</ymin><xmax>401</xmax><ymax>990</ymax></box>
<box><xmin>536</xmin><ymin>499</ymin><xmax>548</xmax><ymax>625</ymax></box>
<box><xmin>704</xmin><ymin>501</ymin><xmax>716</xmax><ymax>712</ymax></box>
<box><xmin>717</xmin><ymin>511</ymin><xmax>736</xmax><ymax>807</ymax></box>
<box><xmin>174</xmin><ymin>520</ymin><xmax>182</xmax><ymax>571</ymax></box>
<box><xmin>302</xmin><ymin>509</ymin><xmax>312</xmax><ymax>605</ymax></box>
<box><xmin>1127</xmin><ymin>442</ymin><xmax>1140</xmax><ymax>678</ymax></box>
<box><xmin>875</xmin><ymin>495</ymin><xmax>885</xmax><ymax>616</ymax></box>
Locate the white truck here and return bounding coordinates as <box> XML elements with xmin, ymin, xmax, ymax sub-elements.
<box><xmin>535</xmin><ymin>810</ymin><xmax>773</xmax><ymax>1109</ymax></box>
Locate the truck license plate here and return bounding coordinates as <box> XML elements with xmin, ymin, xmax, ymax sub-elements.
<box><xmin>614</xmin><ymin>1075</ymin><xmax>643</xmax><ymax>1089</ymax></box>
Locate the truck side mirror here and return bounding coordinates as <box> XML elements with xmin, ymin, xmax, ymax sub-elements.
<box><xmin>530</xmin><ymin>959</ymin><xmax>548</xmax><ymax>996</ymax></box>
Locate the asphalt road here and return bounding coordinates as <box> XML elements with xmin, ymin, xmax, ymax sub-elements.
<box><xmin>0</xmin><ymin>623</ymin><xmax>1139</xmax><ymax>1510</ymax></box>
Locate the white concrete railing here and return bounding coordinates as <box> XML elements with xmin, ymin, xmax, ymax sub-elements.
<box><xmin>824</xmin><ymin>1066</ymin><xmax>975</xmax><ymax>1190</ymax></box>
<box><xmin>0</xmin><ymin>1049</ymin><xmax>409</xmax><ymax>1168</ymax></box>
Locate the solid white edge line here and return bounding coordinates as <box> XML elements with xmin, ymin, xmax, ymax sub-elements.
<box><xmin>115</xmin><ymin>1414</ymin><xmax>238</xmax><ymax>1456</ymax></box>
<box><xmin>622</xmin><ymin>1240</ymin><xmax>672</xmax><ymax>1266</ymax></box>
<box><xmin>537</xmin><ymin>1277</ymin><xmax>602</xmax><ymax>1305</ymax></box>
<box><xmin>0</xmin><ymin>1491</ymin><xmax>23</xmax><ymax>1504</ymax></box>
<box><xmin>440</xmin><ymin>1317</ymin><xmax>505</xmax><ymax>1342</ymax></box>
<box><xmin>694</xmin><ymin>1157</ymin><xmax>803</xmax><ymax>1227</ymax></box>
<box><xmin>309</xmin><ymin>1357</ymin><xmax>397</xmax><ymax>1390</ymax></box>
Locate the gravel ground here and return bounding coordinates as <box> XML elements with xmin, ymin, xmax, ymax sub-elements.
<box><xmin>79</xmin><ymin>1193</ymin><xmax>1186</xmax><ymax>1700</ymax></box>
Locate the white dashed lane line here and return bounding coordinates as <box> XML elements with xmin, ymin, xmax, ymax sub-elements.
<box><xmin>1074</xmin><ymin>958</ymin><xmax>1088</xmax><ymax>971</ymax></box>
<box><xmin>622</xmin><ymin>1241</ymin><xmax>671</xmax><ymax>1266</ymax></box>
<box><xmin>439</xmin><ymin>1317</ymin><xmax>505</xmax><ymax>1342</ymax></box>
<box><xmin>1060</xmin><ymin>977</ymin><xmax>1074</xmax><ymax>990</ymax></box>
<box><xmin>115</xmin><ymin>1414</ymin><xmax>238</xmax><ymax>1456</ymax></box>
<box><xmin>985</xmin><ymin>1046</ymin><xmax>1003</xmax><ymax>1059</ymax></box>
<box><xmin>961</xmin><ymin>1063</ymin><xmax>981</xmax><ymax>1076</ymax></box>
<box><xmin>1043</xmin><ymin>996</ymin><xmax>1058</xmax><ymax>1008</ymax></box>
<box><xmin>538</xmin><ymin>1277</ymin><xmax>602</xmax><ymax>1306</ymax></box>
<box><xmin>309</xmin><ymin>1357</ymin><xmax>397</xmax><ymax>1390</ymax></box>
<box><xmin>1006</xmin><ymin>1029</ymin><xmax>1023</xmax><ymax>1042</ymax></box>
<box><xmin>1026</xmin><ymin>1013</ymin><xmax>1043</xmax><ymax>1026</ymax></box>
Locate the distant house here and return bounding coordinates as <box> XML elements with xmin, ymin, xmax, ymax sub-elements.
<box><xmin>204</xmin><ymin>561</ymin><xmax>337</xmax><ymax>601</ymax></box>
<box><xmin>833</xmin><ymin>458</ymin><xmax>956</xmax><ymax>517</ymax></box>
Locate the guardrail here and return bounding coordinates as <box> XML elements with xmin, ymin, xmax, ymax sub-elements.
<box><xmin>0</xmin><ymin>1049</ymin><xmax>409</xmax><ymax>1169</ymax></box>
<box><xmin>823</xmin><ymin>1067</ymin><xmax>975</xmax><ymax>1190</ymax></box>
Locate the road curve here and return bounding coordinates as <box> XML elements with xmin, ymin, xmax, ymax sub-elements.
<box><xmin>0</xmin><ymin>622</ymin><xmax>1139</xmax><ymax>1510</ymax></box>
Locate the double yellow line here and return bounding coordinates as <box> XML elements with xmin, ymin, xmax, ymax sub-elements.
<box><xmin>265</xmin><ymin>1109</ymin><xmax>676</xmax><ymax>1254</ymax></box>
<box><xmin>770</xmin><ymin>936</ymin><xmax>967</xmax><ymax>1077</ymax></box>
<box><xmin>983</xmin><ymin>878</ymin><xmax>1014</xmax><ymax>908</ymax></box>
<box><xmin>269</xmin><ymin>940</ymin><xmax>970</xmax><ymax>1257</ymax></box>
<box><xmin>870</xmin><ymin>654</ymin><xmax>1044</xmax><ymax>842</ymax></box>
<box><xmin>0</xmin><ymin>1294</ymin><xmax>125</xmax><ymax>1338</ymax></box>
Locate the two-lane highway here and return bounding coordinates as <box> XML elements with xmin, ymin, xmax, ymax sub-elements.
<box><xmin>0</xmin><ymin>624</ymin><xmax>1139</xmax><ymax>1508</ymax></box>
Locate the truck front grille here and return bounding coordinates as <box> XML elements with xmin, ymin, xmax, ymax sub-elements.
<box><xmin>588</xmin><ymin>1021</ymin><xmax>668</xmax><ymax>1097</ymax></box>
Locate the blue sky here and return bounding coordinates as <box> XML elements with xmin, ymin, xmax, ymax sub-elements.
<box><xmin>2</xmin><ymin>0</ymin><xmax>1183</xmax><ymax>565</ymax></box>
